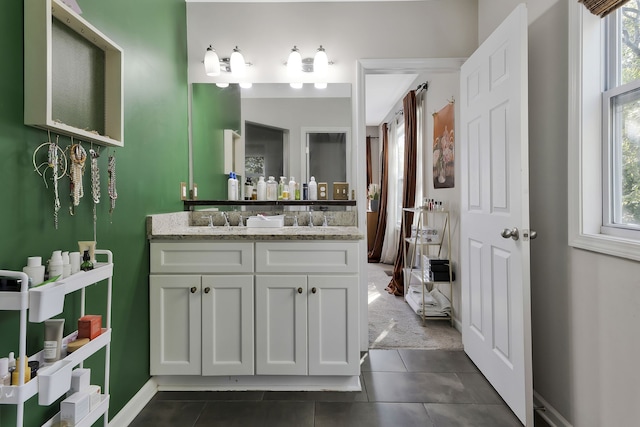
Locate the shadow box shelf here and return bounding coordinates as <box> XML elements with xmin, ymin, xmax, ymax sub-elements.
<box><xmin>24</xmin><ymin>0</ymin><xmax>124</xmax><ymax>147</ymax></box>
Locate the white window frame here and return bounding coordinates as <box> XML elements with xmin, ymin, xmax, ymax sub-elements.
<box><xmin>568</xmin><ymin>0</ymin><xmax>640</xmax><ymax>261</ymax></box>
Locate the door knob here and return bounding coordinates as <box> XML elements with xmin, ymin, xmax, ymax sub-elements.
<box><xmin>297</xmin><ymin>287</ymin><xmax>303</xmax><ymax>294</ymax></box>
<box><xmin>311</xmin><ymin>287</ymin><xmax>317</xmax><ymax>294</ymax></box>
<box><xmin>190</xmin><ymin>286</ymin><xmax>197</xmax><ymax>293</ymax></box>
<box><xmin>530</xmin><ymin>230</ymin><xmax>537</xmax><ymax>239</ymax></box>
<box><xmin>204</xmin><ymin>287</ymin><xmax>210</xmax><ymax>293</ymax></box>
<box><xmin>500</xmin><ymin>227</ymin><xmax>519</xmax><ymax>241</ymax></box>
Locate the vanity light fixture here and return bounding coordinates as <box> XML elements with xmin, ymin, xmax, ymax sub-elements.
<box><xmin>216</xmin><ymin>82</ymin><xmax>230</xmax><ymax>88</ymax></box>
<box><xmin>287</xmin><ymin>46</ymin><xmax>303</xmax><ymax>89</ymax></box>
<box><xmin>285</xmin><ymin>45</ymin><xmax>331</xmax><ymax>89</ymax></box>
<box><xmin>204</xmin><ymin>45</ymin><xmax>220</xmax><ymax>76</ymax></box>
<box><xmin>313</xmin><ymin>45</ymin><xmax>329</xmax><ymax>77</ymax></box>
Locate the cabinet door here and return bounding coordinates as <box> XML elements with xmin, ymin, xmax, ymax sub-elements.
<box><xmin>255</xmin><ymin>275</ymin><xmax>307</xmax><ymax>375</ymax></box>
<box><xmin>150</xmin><ymin>275</ymin><xmax>201</xmax><ymax>375</ymax></box>
<box><xmin>201</xmin><ymin>275</ymin><xmax>254</xmax><ymax>376</ymax></box>
<box><xmin>308</xmin><ymin>275</ymin><xmax>359</xmax><ymax>375</ymax></box>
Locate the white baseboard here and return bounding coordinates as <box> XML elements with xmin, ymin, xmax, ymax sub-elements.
<box><xmin>533</xmin><ymin>391</ymin><xmax>572</xmax><ymax>427</ymax></box>
<box><xmin>108</xmin><ymin>378</ymin><xmax>158</xmax><ymax>427</ymax></box>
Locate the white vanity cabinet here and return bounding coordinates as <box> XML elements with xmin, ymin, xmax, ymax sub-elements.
<box><xmin>149</xmin><ymin>242</ymin><xmax>255</xmax><ymax>376</ymax></box>
<box><xmin>149</xmin><ymin>239</ymin><xmax>360</xmax><ymax>382</ymax></box>
<box><xmin>255</xmin><ymin>242</ymin><xmax>360</xmax><ymax>376</ymax></box>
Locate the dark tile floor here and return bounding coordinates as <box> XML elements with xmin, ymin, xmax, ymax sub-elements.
<box><xmin>130</xmin><ymin>349</ymin><xmax>548</xmax><ymax>426</ymax></box>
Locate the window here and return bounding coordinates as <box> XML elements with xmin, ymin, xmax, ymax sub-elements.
<box><xmin>569</xmin><ymin>0</ymin><xmax>640</xmax><ymax>260</ymax></box>
<box><xmin>602</xmin><ymin>3</ymin><xmax>640</xmax><ymax>237</ymax></box>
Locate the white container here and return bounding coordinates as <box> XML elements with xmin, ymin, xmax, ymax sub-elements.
<box><xmin>246</xmin><ymin>215</ymin><xmax>285</xmax><ymax>228</ymax></box>
<box><xmin>48</xmin><ymin>251</ymin><xmax>63</xmax><ymax>280</ymax></box>
<box><xmin>288</xmin><ymin>177</ymin><xmax>296</xmax><ymax>200</ymax></box>
<box><xmin>256</xmin><ymin>176</ymin><xmax>266</xmax><ymax>201</ymax></box>
<box><xmin>69</xmin><ymin>252</ymin><xmax>81</xmax><ymax>275</ymax></box>
<box><xmin>61</xmin><ymin>252</ymin><xmax>71</xmax><ymax>278</ymax></box>
<box><xmin>29</xmin><ymin>282</ymin><xmax>66</xmax><ymax>322</ymax></box>
<box><xmin>266</xmin><ymin>176</ymin><xmax>277</xmax><ymax>201</ymax></box>
<box><xmin>227</xmin><ymin>172</ymin><xmax>238</xmax><ymax>201</ymax></box>
<box><xmin>60</xmin><ymin>391</ymin><xmax>90</xmax><ymax>425</ymax></box>
<box><xmin>23</xmin><ymin>256</ymin><xmax>45</xmax><ymax>287</ymax></box>
<box><xmin>38</xmin><ymin>359</ymin><xmax>73</xmax><ymax>405</ymax></box>
<box><xmin>308</xmin><ymin>176</ymin><xmax>318</xmax><ymax>201</ymax></box>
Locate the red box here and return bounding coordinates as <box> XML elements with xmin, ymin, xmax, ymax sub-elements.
<box><xmin>78</xmin><ymin>315</ymin><xmax>102</xmax><ymax>340</ymax></box>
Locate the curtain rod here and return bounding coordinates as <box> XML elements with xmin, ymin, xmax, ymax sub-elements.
<box><xmin>416</xmin><ymin>81</ymin><xmax>428</xmax><ymax>92</ymax></box>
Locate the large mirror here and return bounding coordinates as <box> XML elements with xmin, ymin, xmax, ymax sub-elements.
<box><xmin>190</xmin><ymin>83</ymin><xmax>352</xmax><ymax>200</ymax></box>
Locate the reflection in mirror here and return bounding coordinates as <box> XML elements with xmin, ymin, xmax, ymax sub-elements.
<box><xmin>190</xmin><ymin>83</ymin><xmax>351</xmax><ymax>200</ymax></box>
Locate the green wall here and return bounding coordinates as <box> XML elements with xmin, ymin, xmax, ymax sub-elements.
<box><xmin>0</xmin><ymin>0</ymin><xmax>189</xmax><ymax>424</ymax></box>
<box><xmin>191</xmin><ymin>83</ymin><xmax>241</xmax><ymax>200</ymax></box>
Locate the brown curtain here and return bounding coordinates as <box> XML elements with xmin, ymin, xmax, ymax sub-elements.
<box><xmin>386</xmin><ymin>91</ymin><xmax>418</xmax><ymax>296</ymax></box>
<box><xmin>579</xmin><ymin>0</ymin><xmax>630</xmax><ymax>17</ymax></box>
<box><xmin>368</xmin><ymin>124</ymin><xmax>389</xmax><ymax>262</ymax></box>
<box><xmin>366</xmin><ymin>136</ymin><xmax>373</xmax><ymax>189</ymax></box>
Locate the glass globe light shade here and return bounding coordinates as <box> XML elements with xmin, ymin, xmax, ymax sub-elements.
<box><xmin>204</xmin><ymin>46</ymin><xmax>220</xmax><ymax>76</ymax></box>
<box><xmin>314</xmin><ymin>46</ymin><xmax>328</xmax><ymax>77</ymax></box>
<box><xmin>239</xmin><ymin>82</ymin><xmax>253</xmax><ymax>89</ymax></box>
<box><xmin>230</xmin><ymin>47</ymin><xmax>246</xmax><ymax>77</ymax></box>
<box><xmin>287</xmin><ymin>46</ymin><xmax>302</xmax><ymax>77</ymax></box>
<box><xmin>216</xmin><ymin>82</ymin><xmax>229</xmax><ymax>88</ymax></box>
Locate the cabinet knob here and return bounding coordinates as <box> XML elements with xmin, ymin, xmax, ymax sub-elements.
<box><xmin>297</xmin><ymin>287</ymin><xmax>303</xmax><ymax>294</ymax></box>
<box><xmin>190</xmin><ymin>286</ymin><xmax>197</xmax><ymax>294</ymax></box>
<box><xmin>204</xmin><ymin>287</ymin><xmax>210</xmax><ymax>293</ymax></box>
<box><xmin>311</xmin><ymin>287</ymin><xmax>317</xmax><ymax>294</ymax></box>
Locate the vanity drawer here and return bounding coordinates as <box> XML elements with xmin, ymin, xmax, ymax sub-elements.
<box><xmin>151</xmin><ymin>242</ymin><xmax>254</xmax><ymax>273</ymax></box>
<box><xmin>255</xmin><ymin>242</ymin><xmax>358</xmax><ymax>274</ymax></box>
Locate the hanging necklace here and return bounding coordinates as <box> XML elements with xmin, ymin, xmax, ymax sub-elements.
<box><xmin>32</xmin><ymin>132</ymin><xmax>67</xmax><ymax>229</ymax></box>
<box><xmin>90</xmin><ymin>147</ymin><xmax>100</xmax><ymax>242</ymax></box>
<box><xmin>108</xmin><ymin>151</ymin><xmax>117</xmax><ymax>219</ymax></box>
<box><xmin>69</xmin><ymin>140</ymin><xmax>86</xmax><ymax>215</ymax></box>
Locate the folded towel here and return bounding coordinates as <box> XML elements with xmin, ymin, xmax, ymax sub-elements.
<box><xmin>407</xmin><ymin>285</ymin><xmax>436</xmax><ymax>306</ymax></box>
<box><xmin>405</xmin><ymin>288</ymin><xmax>451</xmax><ymax>317</ymax></box>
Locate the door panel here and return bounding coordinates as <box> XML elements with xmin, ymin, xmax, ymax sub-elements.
<box><xmin>201</xmin><ymin>275</ymin><xmax>254</xmax><ymax>376</ymax></box>
<box><xmin>150</xmin><ymin>275</ymin><xmax>201</xmax><ymax>375</ymax></box>
<box><xmin>460</xmin><ymin>4</ymin><xmax>532</xmax><ymax>425</ymax></box>
<box><xmin>255</xmin><ymin>275</ymin><xmax>307</xmax><ymax>375</ymax></box>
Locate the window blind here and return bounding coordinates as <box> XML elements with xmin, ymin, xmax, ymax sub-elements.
<box><xmin>579</xmin><ymin>0</ymin><xmax>631</xmax><ymax>17</ymax></box>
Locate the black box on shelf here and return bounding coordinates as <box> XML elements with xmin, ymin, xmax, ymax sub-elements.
<box><xmin>432</xmin><ymin>271</ymin><xmax>455</xmax><ymax>282</ymax></box>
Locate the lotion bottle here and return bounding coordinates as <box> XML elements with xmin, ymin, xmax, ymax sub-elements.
<box><xmin>266</xmin><ymin>176</ymin><xmax>277</xmax><ymax>201</ymax></box>
<box><xmin>23</xmin><ymin>256</ymin><xmax>45</xmax><ymax>287</ymax></box>
<box><xmin>48</xmin><ymin>251</ymin><xmax>63</xmax><ymax>280</ymax></box>
<box><xmin>288</xmin><ymin>177</ymin><xmax>296</xmax><ymax>200</ymax></box>
<box><xmin>308</xmin><ymin>176</ymin><xmax>318</xmax><ymax>201</ymax></box>
<box><xmin>227</xmin><ymin>172</ymin><xmax>237</xmax><ymax>201</ymax></box>
<box><xmin>257</xmin><ymin>176</ymin><xmax>266</xmax><ymax>201</ymax></box>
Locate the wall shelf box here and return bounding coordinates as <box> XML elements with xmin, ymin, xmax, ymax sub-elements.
<box><xmin>0</xmin><ymin>250</ymin><xmax>114</xmax><ymax>427</ymax></box>
<box><xmin>183</xmin><ymin>199</ymin><xmax>356</xmax><ymax>211</ymax></box>
<box><xmin>223</xmin><ymin>129</ymin><xmax>244</xmax><ymax>175</ymax></box>
<box><xmin>24</xmin><ymin>0</ymin><xmax>124</xmax><ymax>147</ymax></box>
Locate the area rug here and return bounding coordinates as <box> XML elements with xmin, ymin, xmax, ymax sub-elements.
<box><xmin>367</xmin><ymin>262</ymin><xmax>463</xmax><ymax>350</ymax></box>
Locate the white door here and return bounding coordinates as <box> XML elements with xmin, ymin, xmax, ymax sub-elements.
<box><xmin>460</xmin><ymin>4</ymin><xmax>533</xmax><ymax>425</ymax></box>
<box><xmin>255</xmin><ymin>275</ymin><xmax>308</xmax><ymax>375</ymax></box>
<box><xmin>149</xmin><ymin>275</ymin><xmax>201</xmax><ymax>375</ymax></box>
<box><xmin>201</xmin><ymin>275</ymin><xmax>254</xmax><ymax>376</ymax></box>
<box><xmin>308</xmin><ymin>275</ymin><xmax>359</xmax><ymax>376</ymax></box>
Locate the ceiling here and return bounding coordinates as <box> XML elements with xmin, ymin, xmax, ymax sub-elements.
<box><xmin>365</xmin><ymin>73</ymin><xmax>419</xmax><ymax>127</ymax></box>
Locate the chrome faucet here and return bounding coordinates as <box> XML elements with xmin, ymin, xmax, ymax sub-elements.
<box><xmin>204</xmin><ymin>215</ymin><xmax>214</xmax><ymax>228</ymax></box>
<box><xmin>293</xmin><ymin>216</ymin><xmax>299</xmax><ymax>227</ymax></box>
<box><xmin>323</xmin><ymin>215</ymin><xmax>328</xmax><ymax>227</ymax></box>
<box><xmin>221</xmin><ymin>212</ymin><xmax>230</xmax><ymax>229</ymax></box>
<box><xmin>237</xmin><ymin>215</ymin><xmax>244</xmax><ymax>227</ymax></box>
<box><xmin>308</xmin><ymin>211</ymin><xmax>314</xmax><ymax>227</ymax></box>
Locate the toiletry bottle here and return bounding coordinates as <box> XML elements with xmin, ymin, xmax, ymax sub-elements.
<box><xmin>282</xmin><ymin>184</ymin><xmax>290</xmax><ymax>200</ymax></box>
<box><xmin>288</xmin><ymin>177</ymin><xmax>296</xmax><ymax>200</ymax></box>
<box><xmin>227</xmin><ymin>172</ymin><xmax>238</xmax><ymax>201</ymax></box>
<box><xmin>0</xmin><ymin>357</ymin><xmax>9</xmax><ymax>386</ymax></box>
<box><xmin>266</xmin><ymin>176</ymin><xmax>277</xmax><ymax>201</ymax></box>
<box><xmin>81</xmin><ymin>250</ymin><xmax>93</xmax><ymax>271</ymax></box>
<box><xmin>244</xmin><ymin>177</ymin><xmax>252</xmax><ymax>201</ymax></box>
<box><xmin>23</xmin><ymin>256</ymin><xmax>45</xmax><ymax>287</ymax></box>
<box><xmin>62</xmin><ymin>251</ymin><xmax>71</xmax><ymax>278</ymax></box>
<box><xmin>278</xmin><ymin>176</ymin><xmax>286</xmax><ymax>200</ymax></box>
<box><xmin>303</xmin><ymin>183</ymin><xmax>308</xmax><ymax>200</ymax></box>
<box><xmin>44</xmin><ymin>319</ymin><xmax>65</xmax><ymax>364</ymax></box>
<box><xmin>48</xmin><ymin>250</ymin><xmax>63</xmax><ymax>280</ymax></box>
<box><xmin>308</xmin><ymin>176</ymin><xmax>318</xmax><ymax>201</ymax></box>
<box><xmin>257</xmin><ymin>176</ymin><xmax>266</xmax><ymax>201</ymax></box>
<box><xmin>7</xmin><ymin>352</ymin><xmax>15</xmax><ymax>374</ymax></box>
<box><xmin>295</xmin><ymin>183</ymin><xmax>300</xmax><ymax>200</ymax></box>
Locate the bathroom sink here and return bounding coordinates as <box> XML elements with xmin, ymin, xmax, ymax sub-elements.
<box><xmin>246</xmin><ymin>215</ymin><xmax>284</xmax><ymax>228</ymax></box>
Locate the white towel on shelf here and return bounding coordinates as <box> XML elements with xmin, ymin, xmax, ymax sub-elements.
<box><xmin>405</xmin><ymin>288</ymin><xmax>451</xmax><ymax>317</ymax></box>
<box><xmin>408</xmin><ymin>285</ymin><xmax>436</xmax><ymax>306</ymax></box>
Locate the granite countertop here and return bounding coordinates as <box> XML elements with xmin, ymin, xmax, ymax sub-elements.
<box><xmin>147</xmin><ymin>212</ymin><xmax>364</xmax><ymax>241</ymax></box>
